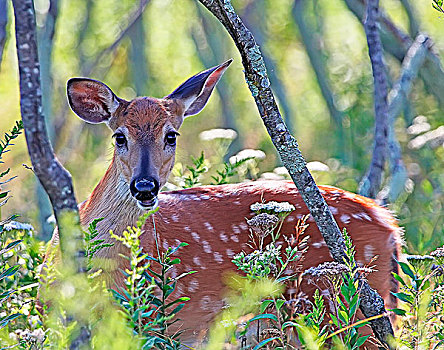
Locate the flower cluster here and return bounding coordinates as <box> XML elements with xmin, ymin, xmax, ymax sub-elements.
<box><xmin>250</xmin><ymin>201</ymin><xmax>295</xmax><ymax>215</ymax></box>
<box><xmin>199</xmin><ymin>128</ymin><xmax>238</xmax><ymax>141</ymax></box>
<box><xmin>232</xmin><ymin>244</ymin><xmax>282</xmax><ymax>279</ymax></box>
<box><xmin>303</xmin><ymin>261</ymin><xmax>349</xmax><ymax>280</ymax></box>
<box><xmin>246</xmin><ymin>213</ymin><xmax>279</xmax><ymax>238</ymax></box>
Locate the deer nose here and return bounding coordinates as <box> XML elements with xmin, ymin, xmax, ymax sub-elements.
<box><xmin>130</xmin><ymin>177</ymin><xmax>159</xmax><ymax>201</ymax></box>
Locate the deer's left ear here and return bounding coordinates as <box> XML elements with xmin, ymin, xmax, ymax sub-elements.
<box><xmin>166</xmin><ymin>59</ymin><xmax>232</xmax><ymax>117</ymax></box>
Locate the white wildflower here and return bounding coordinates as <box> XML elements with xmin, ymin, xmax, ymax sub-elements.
<box><xmin>229</xmin><ymin>149</ymin><xmax>266</xmax><ymax>164</ymax></box>
<box><xmin>3</xmin><ymin>221</ymin><xmax>34</xmax><ymax>232</ymax></box>
<box><xmin>307</xmin><ymin>161</ymin><xmax>330</xmax><ymax>172</ymax></box>
<box><xmin>199</xmin><ymin>128</ymin><xmax>237</xmax><ymax>141</ymax></box>
<box><xmin>250</xmin><ymin>201</ymin><xmax>295</xmax><ymax>214</ymax></box>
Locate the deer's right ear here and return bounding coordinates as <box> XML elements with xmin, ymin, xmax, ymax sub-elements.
<box><xmin>67</xmin><ymin>78</ymin><xmax>121</xmax><ymax>124</ymax></box>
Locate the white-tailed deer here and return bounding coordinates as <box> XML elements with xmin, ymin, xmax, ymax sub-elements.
<box><xmin>53</xmin><ymin>60</ymin><xmax>401</xmax><ymax>345</ymax></box>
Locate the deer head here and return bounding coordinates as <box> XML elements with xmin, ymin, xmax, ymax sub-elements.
<box><xmin>66</xmin><ymin>60</ymin><xmax>232</xmax><ymax>210</ymax></box>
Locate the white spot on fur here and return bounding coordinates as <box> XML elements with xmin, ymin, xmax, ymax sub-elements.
<box><xmin>312</xmin><ymin>241</ymin><xmax>327</xmax><ymax>249</ymax></box>
<box><xmin>202</xmin><ymin>240</ymin><xmax>212</xmax><ymax>254</ymax></box>
<box><xmin>230</xmin><ymin>235</ymin><xmax>239</xmax><ymax>243</ymax></box>
<box><xmin>364</xmin><ymin>244</ymin><xmax>375</xmax><ymax>262</ymax></box>
<box><xmin>213</xmin><ymin>251</ymin><xmax>224</xmax><ymax>264</ymax></box>
<box><xmin>204</xmin><ymin>222</ymin><xmax>214</xmax><ymax>231</ymax></box>
<box><xmin>239</xmin><ymin>223</ymin><xmax>248</xmax><ymax>231</ymax></box>
<box><xmin>219</xmin><ymin>232</ymin><xmax>228</xmax><ymax>242</ymax></box>
<box><xmin>163</xmin><ymin>217</ymin><xmax>170</xmax><ymax>224</ymax></box>
<box><xmin>162</xmin><ymin>240</ymin><xmax>169</xmax><ymax>250</ymax></box>
<box><xmin>226</xmin><ymin>249</ymin><xmax>235</xmax><ymax>258</ymax></box>
<box><xmin>184</xmin><ymin>226</ymin><xmax>191</xmax><ymax>232</ymax></box>
<box><xmin>188</xmin><ymin>279</ymin><xmax>199</xmax><ymax>292</ymax></box>
<box><xmin>233</xmin><ymin>200</ymin><xmax>241</xmax><ymax>205</ymax></box>
<box><xmin>287</xmin><ymin>216</ymin><xmax>295</xmax><ymax>222</ymax></box>
<box><xmin>329</xmin><ymin>206</ymin><xmax>338</xmax><ymax>214</ymax></box>
<box><xmin>193</xmin><ymin>256</ymin><xmax>202</xmax><ymax>266</ymax></box>
<box><xmin>191</xmin><ymin>232</ymin><xmax>200</xmax><ymax>242</ymax></box>
<box><xmin>214</xmin><ymin>192</ymin><xmax>224</xmax><ymax>198</ymax></box>
<box><xmin>231</xmin><ymin>225</ymin><xmax>241</xmax><ymax>234</ymax></box>
<box><xmin>200</xmin><ymin>295</ymin><xmax>212</xmax><ymax>311</ymax></box>
<box><xmin>340</xmin><ymin>214</ymin><xmax>351</xmax><ymax>224</ymax></box>
<box><xmin>171</xmin><ymin>213</ymin><xmax>179</xmax><ymax>222</ymax></box>
<box><xmin>200</xmin><ymin>194</ymin><xmax>210</xmax><ymax>200</ymax></box>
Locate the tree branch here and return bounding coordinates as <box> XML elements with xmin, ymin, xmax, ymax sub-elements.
<box><xmin>84</xmin><ymin>0</ymin><xmax>150</xmax><ymax>76</ymax></box>
<box><xmin>344</xmin><ymin>0</ymin><xmax>444</xmax><ymax>108</ymax></box>
<box><xmin>384</xmin><ymin>34</ymin><xmax>430</xmax><ymax>203</ymax></box>
<box><xmin>359</xmin><ymin>0</ymin><xmax>389</xmax><ymax>199</ymax></box>
<box><xmin>197</xmin><ymin>0</ymin><xmax>394</xmax><ymax>345</ymax></box>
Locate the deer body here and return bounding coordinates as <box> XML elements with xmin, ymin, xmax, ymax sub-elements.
<box><xmin>56</xmin><ymin>60</ymin><xmax>401</xmax><ymax>345</ymax></box>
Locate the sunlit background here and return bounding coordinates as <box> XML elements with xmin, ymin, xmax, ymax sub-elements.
<box><xmin>0</xmin><ymin>0</ymin><xmax>443</xmax><ymax>253</ymax></box>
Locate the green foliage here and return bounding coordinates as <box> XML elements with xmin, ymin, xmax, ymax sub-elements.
<box><xmin>391</xmin><ymin>250</ymin><xmax>444</xmax><ymax>349</ymax></box>
<box><xmin>181</xmin><ymin>152</ymin><xmax>208</xmax><ymax>188</ymax></box>
<box><xmin>211</xmin><ymin>156</ymin><xmax>253</xmax><ymax>185</ymax></box>
<box><xmin>84</xmin><ymin>217</ymin><xmax>113</xmax><ymax>270</ymax></box>
<box><xmin>432</xmin><ymin>0</ymin><xmax>444</xmax><ymax>14</ymax></box>
<box><xmin>110</xmin><ymin>209</ymin><xmax>194</xmax><ymax>349</ymax></box>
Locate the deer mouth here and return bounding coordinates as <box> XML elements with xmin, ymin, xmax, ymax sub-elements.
<box><xmin>136</xmin><ymin>197</ymin><xmax>158</xmax><ymax>211</ymax></box>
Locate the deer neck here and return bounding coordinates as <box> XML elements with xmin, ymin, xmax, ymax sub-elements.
<box><xmin>79</xmin><ymin>158</ymin><xmax>143</xmax><ymax>242</ymax></box>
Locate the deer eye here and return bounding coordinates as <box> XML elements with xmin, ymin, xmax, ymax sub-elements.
<box><xmin>165</xmin><ymin>132</ymin><xmax>178</xmax><ymax>146</ymax></box>
<box><xmin>114</xmin><ymin>133</ymin><xmax>127</xmax><ymax>147</ymax></box>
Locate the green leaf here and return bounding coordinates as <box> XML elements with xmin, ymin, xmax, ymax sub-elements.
<box><xmin>392</xmin><ymin>272</ymin><xmax>407</xmax><ymax>287</ymax></box>
<box><xmin>398</xmin><ymin>261</ymin><xmax>415</xmax><ymax>279</ymax></box>
<box><xmin>391</xmin><ymin>292</ymin><xmax>414</xmax><ymax>304</ymax></box>
<box><xmin>249</xmin><ymin>313</ymin><xmax>278</xmax><ymax>323</ymax></box>
<box><xmin>391</xmin><ymin>308</ymin><xmax>407</xmax><ymax>316</ymax></box>
<box><xmin>0</xmin><ymin>240</ymin><xmax>22</xmax><ymax>255</ymax></box>
<box><xmin>260</xmin><ymin>299</ymin><xmax>273</xmax><ymax>313</ymax></box>
<box><xmin>0</xmin><ymin>313</ymin><xmax>21</xmax><ymax>329</ymax></box>
<box><xmin>0</xmin><ymin>265</ymin><xmax>20</xmax><ymax>281</ymax></box>
<box><xmin>275</xmin><ymin>299</ymin><xmax>285</xmax><ymax>311</ymax></box>
<box><xmin>355</xmin><ymin>335</ymin><xmax>370</xmax><ymax>348</ymax></box>
<box><xmin>253</xmin><ymin>337</ymin><xmax>279</xmax><ymax>350</ymax></box>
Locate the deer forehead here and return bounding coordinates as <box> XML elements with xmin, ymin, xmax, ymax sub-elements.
<box><xmin>112</xmin><ymin>97</ymin><xmax>183</xmax><ymax>138</ymax></box>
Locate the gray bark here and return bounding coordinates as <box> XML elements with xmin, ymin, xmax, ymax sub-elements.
<box><xmin>12</xmin><ymin>0</ymin><xmax>88</xmax><ymax>346</ymax></box>
<box><xmin>197</xmin><ymin>0</ymin><xmax>394</xmax><ymax>345</ymax></box>
<box><xmin>36</xmin><ymin>0</ymin><xmax>59</xmax><ymax>241</ymax></box>
<box><xmin>384</xmin><ymin>34</ymin><xmax>430</xmax><ymax>203</ymax></box>
<box><xmin>359</xmin><ymin>0</ymin><xmax>389</xmax><ymax>199</ymax></box>
<box><xmin>344</xmin><ymin>0</ymin><xmax>444</xmax><ymax>108</ymax></box>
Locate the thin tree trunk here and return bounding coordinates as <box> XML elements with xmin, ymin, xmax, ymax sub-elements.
<box><xmin>36</xmin><ymin>0</ymin><xmax>59</xmax><ymax>241</ymax></box>
<box><xmin>344</xmin><ymin>0</ymin><xmax>444</xmax><ymax>109</ymax></box>
<box><xmin>197</xmin><ymin>0</ymin><xmax>394</xmax><ymax>346</ymax></box>
<box><xmin>359</xmin><ymin>0</ymin><xmax>389</xmax><ymax>198</ymax></box>
<box><xmin>12</xmin><ymin>0</ymin><xmax>88</xmax><ymax>347</ymax></box>
<box><xmin>384</xmin><ymin>34</ymin><xmax>430</xmax><ymax>203</ymax></box>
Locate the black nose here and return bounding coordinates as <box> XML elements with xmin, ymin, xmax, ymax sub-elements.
<box><xmin>130</xmin><ymin>177</ymin><xmax>159</xmax><ymax>201</ymax></box>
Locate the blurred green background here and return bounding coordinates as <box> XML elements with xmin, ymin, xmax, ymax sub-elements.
<box><xmin>0</xmin><ymin>0</ymin><xmax>442</xmax><ymax>253</ymax></box>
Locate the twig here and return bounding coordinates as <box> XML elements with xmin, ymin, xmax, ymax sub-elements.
<box><xmin>344</xmin><ymin>0</ymin><xmax>444</xmax><ymax>109</ymax></box>
<box><xmin>359</xmin><ymin>0</ymin><xmax>389</xmax><ymax>199</ymax></box>
<box><xmin>383</xmin><ymin>34</ymin><xmax>431</xmax><ymax>203</ymax></box>
<box><xmin>197</xmin><ymin>0</ymin><xmax>394</xmax><ymax>346</ymax></box>
<box><xmin>84</xmin><ymin>0</ymin><xmax>150</xmax><ymax>76</ymax></box>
